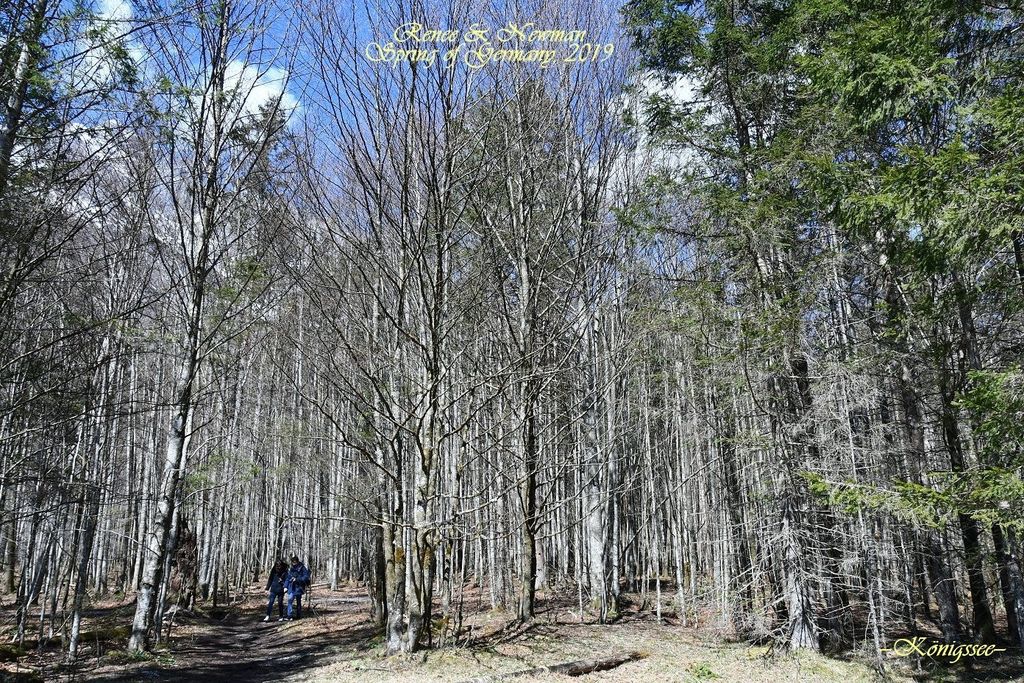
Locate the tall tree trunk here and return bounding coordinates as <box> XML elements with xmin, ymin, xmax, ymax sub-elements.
<box><xmin>0</xmin><ymin>0</ymin><xmax>48</xmax><ymax>201</ymax></box>
<box><xmin>1003</xmin><ymin>528</ymin><xmax>1024</xmax><ymax>650</ymax></box>
<box><xmin>517</xmin><ymin>393</ymin><xmax>538</xmax><ymax>622</ymax></box>
<box><xmin>992</xmin><ymin>524</ymin><xmax>1022</xmax><ymax>645</ymax></box>
<box><xmin>924</xmin><ymin>531</ymin><xmax>962</xmax><ymax>642</ymax></box>
<box><xmin>68</xmin><ymin>485</ymin><xmax>100</xmax><ymax>660</ymax></box>
<box><xmin>940</xmin><ymin>385</ymin><xmax>996</xmax><ymax>643</ymax></box>
<box><xmin>128</xmin><ymin>379</ymin><xmax>195</xmax><ymax>651</ymax></box>
<box><xmin>782</xmin><ymin>495</ymin><xmax>817</xmax><ymax>650</ymax></box>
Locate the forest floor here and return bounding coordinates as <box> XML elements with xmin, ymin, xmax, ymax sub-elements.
<box><xmin>0</xmin><ymin>585</ymin><xmax>1022</xmax><ymax>682</ymax></box>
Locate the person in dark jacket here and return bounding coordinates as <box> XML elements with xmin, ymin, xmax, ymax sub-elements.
<box><xmin>285</xmin><ymin>555</ymin><xmax>311</xmax><ymax>620</ymax></box>
<box><xmin>264</xmin><ymin>560</ymin><xmax>287</xmax><ymax>622</ymax></box>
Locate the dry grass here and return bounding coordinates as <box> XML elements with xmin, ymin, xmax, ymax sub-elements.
<box><xmin>1</xmin><ymin>587</ymin><xmax>1021</xmax><ymax>682</ymax></box>
<box><xmin>283</xmin><ymin>595</ymin><xmax>892</xmax><ymax>683</ymax></box>
<box><xmin>286</xmin><ymin>620</ymin><xmax>893</xmax><ymax>683</ymax></box>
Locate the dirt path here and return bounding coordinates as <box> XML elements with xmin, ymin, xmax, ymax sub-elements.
<box><xmin>82</xmin><ymin>589</ymin><xmax>378</xmax><ymax>682</ymax></box>
<box><xmin>17</xmin><ymin>589</ymin><xmax>1024</xmax><ymax>682</ymax></box>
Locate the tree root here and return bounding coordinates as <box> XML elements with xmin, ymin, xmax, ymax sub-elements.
<box><xmin>461</xmin><ymin>650</ymin><xmax>648</xmax><ymax>682</ymax></box>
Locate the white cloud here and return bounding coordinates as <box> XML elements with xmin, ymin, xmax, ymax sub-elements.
<box><xmin>636</xmin><ymin>73</ymin><xmax>704</xmax><ymax>174</ymax></box>
<box><xmin>654</xmin><ymin>75</ymin><xmax>695</xmax><ymax>106</ymax></box>
<box><xmin>172</xmin><ymin>60</ymin><xmax>300</xmax><ymax>146</ymax></box>
<box><xmin>77</xmin><ymin>0</ymin><xmax>138</xmax><ymax>84</ymax></box>
<box><xmin>97</xmin><ymin>0</ymin><xmax>132</xmax><ymax>22</ymax></box>
<box><xmin>604</xmin><ymin>72</ymin><xmax>699</xmax><ymax>192</ymax></box>
<box><xmin>223</xmin><ymin>60</ymin><xmax>300</xmax><ymax>121</ymax></box>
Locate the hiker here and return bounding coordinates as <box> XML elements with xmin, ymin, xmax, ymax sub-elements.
<box><xmin>264</xmin><ymin>559</ymin><xmax>287</xmax><ymax>622</ymax></box>
<box><xmin>285</xmin><ymin>555</ymin><xmax>311</xmax><ymax>620</ymax></box>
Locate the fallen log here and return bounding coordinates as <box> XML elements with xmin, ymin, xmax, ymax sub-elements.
<box><xmin>461</xmin><ymin>650</ymin><xmax>648</xmax><ymax>682</ymax></box>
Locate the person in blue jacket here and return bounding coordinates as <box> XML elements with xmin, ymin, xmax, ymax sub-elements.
<box><xmin>285</xmin><ymin>555</ymin><xmax>311</xmax><ymax>620</ymax></box>
<box><xmin>264</xmin><ymin>559</ymin><xmax>287</xmax><ymax>622</ymax></box>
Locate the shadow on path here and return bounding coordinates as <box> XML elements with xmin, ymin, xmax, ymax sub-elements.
<box><xmin>83</xmin><ymin>595</ymin><xmax>378</xmax><ymax>683</ymax></box>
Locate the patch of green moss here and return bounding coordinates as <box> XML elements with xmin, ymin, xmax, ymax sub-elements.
<box><xmin>0</xmin><ymin>671</ymin><xmax>43</xmax><ymax>682</ymax></box>
<box><xmin>687</xmin><ymin>661</ymin><xmax>720</xmax><ymax>680</ymax></box>
<box><xmin>76</xmin><ymin>624</ymin><xmax>131</xmax><ymax>642</ymax></box>
<box><xmin>105</xmin><ymin>648</ymin><xmax>154</xmax><ymax>665</ymax></box>
<box><xmin>0</xmin><ymin>643</ymin><xmax>27</xmax><ymax>661</ymax></box>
